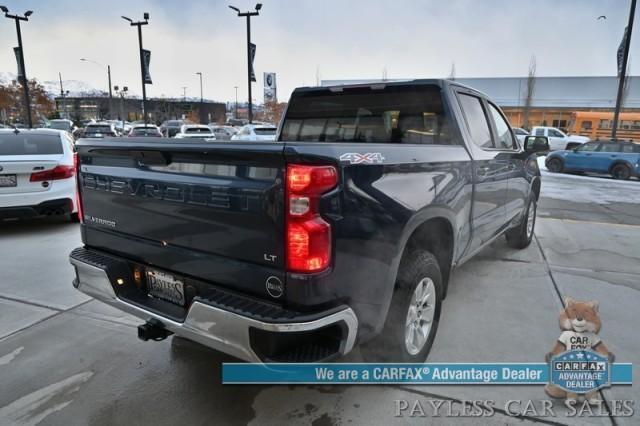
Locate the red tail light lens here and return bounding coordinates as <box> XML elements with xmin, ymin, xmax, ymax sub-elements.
<box><xmin>29</xmin><ymin>164</ymin><xmax>75</xmax><ymax>182</ymax></box>
<box><xmin>74</xmin><ymin>152</ymin><xmax>84</xmax><ymax>223</ymax></box>
<box><xmin>286</xmin><ymin>164</ymin><xmax>338</xmax><ymax>273</ymax></box>
<box><xmin>287</xmin><ymin>165</ymin><xmax>338</xmax><ymax>194</ymax></box>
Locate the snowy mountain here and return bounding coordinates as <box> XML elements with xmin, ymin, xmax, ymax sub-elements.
<box><xmin>0</xmin><ymin>71</ymin><xmax>103</xmax><ymax>97</ymax></box>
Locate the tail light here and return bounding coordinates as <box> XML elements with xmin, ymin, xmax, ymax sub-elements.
<box><xmin>29</xmin><ymin>165</ymin><xmax>75</xmax><ymax>182</ymax></box>
<box><xmin>74</xmin><ymin>152</ymin><xmax>84</xmax><ymax>223</ymax></box>
<box><xmin>286</xmin><ymin>164</ymin><xmax>338</xmax><ymax>273</ymax></box>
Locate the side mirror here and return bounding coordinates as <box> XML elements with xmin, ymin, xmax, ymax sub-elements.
<box><xmin>524</xmin><ymin>136</ymin><xmax>549</xmax><ymax>154</ymax></box>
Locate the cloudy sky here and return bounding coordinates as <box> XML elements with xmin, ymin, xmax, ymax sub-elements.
<box><xmin>0</xmin><ymin>0</ymin><xmax>635</xmax><ymax>103</ymax></box>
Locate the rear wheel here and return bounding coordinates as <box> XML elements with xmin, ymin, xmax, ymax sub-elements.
<box><xmin>611</xmin><ymin>164</ymin><xmax>631</xmax><ymax>180</ymax></box>
<box><xmin>361</xmin><ymin>250</ymin><xmax>443</xmax><ymax>362</ymax></box>
<box><xmin>505</xmin><ymin>196</ymin><xmax>536</xmax><ymax>249</ymax></box>
<box><xmin>546</xmin><ymin>158</ymin><xmax>563</xmax><ymax>173</ymax></box>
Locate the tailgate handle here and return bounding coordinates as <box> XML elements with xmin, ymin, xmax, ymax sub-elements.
<box><xmin>131</xmin><ymin>150</ymin><xmax>170</xmax><ymax>166</ymax></box>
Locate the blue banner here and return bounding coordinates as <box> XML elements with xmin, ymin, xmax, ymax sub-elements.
<box><xmin>222</xmin><ymin>363</ymin><xmax>633</xmax><ymax>385</ymax></box>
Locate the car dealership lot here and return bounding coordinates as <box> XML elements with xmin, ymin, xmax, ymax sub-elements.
<box><xmin>0</xmin><ymin>172</ymin><xmax>639</xmax><ymax>425</ymax></box>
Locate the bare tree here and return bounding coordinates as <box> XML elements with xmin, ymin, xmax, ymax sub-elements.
<box><xmin>448</xmin><ymin>62</ymin><xmax>456</xmax><ymax>81</ymax></box>
<box><xmin>522</xmin><ymin>55</ymin><xmax>537</xmax><ymax>130</ymax></box>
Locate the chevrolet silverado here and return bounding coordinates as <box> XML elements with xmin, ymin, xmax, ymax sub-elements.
<box><xmin>69</xmin><ymin>80</ymin><xmax>548</xmax><ymax>363</ymax></box>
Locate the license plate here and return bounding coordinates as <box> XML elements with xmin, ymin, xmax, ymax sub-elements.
<box><xmin>0</xmin><ymin>174</ymin><xmax>17</xmax><ymax>187</ymax></box>
<box><xmin>146</xmin><ymin>269</ymin><xmax>186</xmax><ymax>306</ymax></box>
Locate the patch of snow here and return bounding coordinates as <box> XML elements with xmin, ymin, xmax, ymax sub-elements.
<box><xmin>1</xmin><ymin>71</ymin><xmax>102</xmax><ymax>97</ymax></box>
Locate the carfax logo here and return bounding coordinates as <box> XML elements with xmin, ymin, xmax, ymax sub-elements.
<box><xmin>550</xmin><ymin>350</ymin><xmax>610</xmax><ymax>394</ymax></box>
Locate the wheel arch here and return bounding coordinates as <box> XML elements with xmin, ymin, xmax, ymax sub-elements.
<box><xmin>372</xmin><ymin>209</ymin><xmax>458</xmax><ymax>338</ymax></box>
<box><xmin>531</xmin><ymin>176</ymin><xmax>541</xmax><ymax>201</ymax></box>
<box><xmin>608</xmin><ymin>160</ymin><xmax>633</xmax><ymax>174</ymax></box>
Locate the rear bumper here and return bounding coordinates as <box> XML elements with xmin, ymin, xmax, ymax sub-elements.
<box><xmin>69</xmin><ymin>247</ymin><xmax>358</xmax><ymax>362</ymax></box>
<box><xmin>0</xmin><ymin>198</ymin><xmax>73</xmax><ymax>220</ymax></box>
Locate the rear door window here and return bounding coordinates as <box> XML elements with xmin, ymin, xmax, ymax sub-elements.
<box><xmin>280</xmin><ymin>84</ymin><xmax>453</xmax><ymax>145</ymax></box>
<box><xmin>0</xmin><ymin>133</ymin><xmax>63</xmax><ymax>155</ymax></box>
<box><xmin>600</xmin><ymin>143</ymin><xmax>620</xmax><ymax>153</ymax></box>
<box><xmin>457</xmin><ymin>93</ymin><xmax>493</xmax><ymax>149</ymax></box>
<box><xmin>487</xmin><ymin>103</ymin><xmax>516</xmax><ymax>149</ymax></box>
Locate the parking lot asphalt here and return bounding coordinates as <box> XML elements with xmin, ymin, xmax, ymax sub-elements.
<box><xmin>0</xmin><ymin>171</ymin><xmax>638</xmax><ymax>426</ymax></box>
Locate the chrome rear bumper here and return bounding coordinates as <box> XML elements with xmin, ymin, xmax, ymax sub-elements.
<box><xmin>70</xmin><ymin>251</ymin><xmax>358</xmax><ymax>363</ymax></box>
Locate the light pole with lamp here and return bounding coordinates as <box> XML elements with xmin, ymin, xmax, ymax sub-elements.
<box><xmin>122</xmin><ymin>13</ymin><xmax>150</xmax><ymax>123</ymax></box>
<box><xmin>79</xmin><ymin>58</ymin><xmax>113</xmax><ymax>119</ymax></box>
<box><xmin>1</xmin><ymin>6</ymin><xmax>33</xmax><ymax>127</ymax></box>
<box><xmin>228</xmin><ymin>3</ymin><xmax>262</xmax><ymax>124</ymax></box>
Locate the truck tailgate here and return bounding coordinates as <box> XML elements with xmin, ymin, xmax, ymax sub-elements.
<box><xmin>76</xmin><ymin>139</ymin><xmax>285</xmax><ymax>299</ymax></box>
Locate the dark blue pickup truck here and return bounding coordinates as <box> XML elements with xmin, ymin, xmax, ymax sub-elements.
<box><xmin>69</xmin><ymin>80</ymin><xmax>547</xmax><ymax>363</ymax></box>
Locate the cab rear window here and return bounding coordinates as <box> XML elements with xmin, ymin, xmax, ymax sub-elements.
<box><xmin>0</xmin><ymin>133</ymin><xmax>63</xmax><ymax>155</ymax></box>
<box><xmin>280</xmin><ymin>84</ymin><xmax>453</xmax><ymax>144</ymax></box>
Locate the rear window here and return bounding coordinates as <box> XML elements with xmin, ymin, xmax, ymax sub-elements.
<box><xmin>0</xmin><ymin>133</ymin><xmax>63</xmax><ymax>155</ymax></box>
<box><xmin>280</xmin><ymin>84</ymin><xmax>453</xmax><ymax>144</ymax></box>
<box><xmin>254</xmin><ymin>128</ymin><xmax>276</xmax><ymax>136</ymax></box>
<box><xmin>185</xmin><ymin>128</ymin><xmax>211</xmax><ymax>134</ymax></box>
<box><xmin>49</xmin><ymin>121</ymin><xmax>72</xmax><ymax>131</ymax></box>
<box><xmin>86</xmin><ymin>126</ymin><xmax>113</xmax><ymax>133</ymax></box>
<box><xmin>131</xmin><ymin>128</ymin><xmax>159</xmax><ymax>136</ymax></box>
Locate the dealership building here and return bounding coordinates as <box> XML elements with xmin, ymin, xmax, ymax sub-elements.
<box><xmin>55</xmin><ymin>96</ymin><xmax>227</xmax><ymax>125</ymax></box>
<box><xmin>321</xmin><ymin>76</ymin><xmax>640</xmax><ymax>131</ymax></box>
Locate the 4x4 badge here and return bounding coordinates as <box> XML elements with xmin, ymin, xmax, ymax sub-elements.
<box><xmin>339</xmin><ymin>152</ymin><xmax>385</xmax><ymax>164</ymax></box>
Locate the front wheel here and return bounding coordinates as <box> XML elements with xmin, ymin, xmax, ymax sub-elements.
<box><xmin>505</xmin><ymin>196</ymin><xmax>536</xmax><ymax>249</ymax></box>
<box><xmin>611</xmin><ymin>164</ymin><xmax>631</xmax><ymax>180</ymax></box>
<box><xmin>360</xmin><ymin>250</ymin><xmax>443</xmax><ymax>362</ymax></box>
<box><xmin>546</xmin><ymin>158</ymin><xmax>564</xmax><ymax>173</ymax></box>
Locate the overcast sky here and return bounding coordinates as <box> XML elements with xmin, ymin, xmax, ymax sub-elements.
<box><xmin>0</xmin><ymin>0</ymin><xmax>635</xmax><ymax>103</ymax></box>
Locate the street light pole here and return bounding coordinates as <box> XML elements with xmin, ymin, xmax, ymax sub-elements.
<box><xmin>196</xmin><ymin>72</ymin><xmax>203</xmax><ymax>103</ymax></box>
<box><xmin>229</xmin><ymin>3</ymin><xmax>262</xmax><ymax>124</ymax></box>
<box><xmin>612</xmin><ymin>0</ymin><xmax>636</xmax><ymax>139</ymax></box>
<box><xmin>80</xmin><ymin>58</ymin><xmax>114</xmax><ymax>119</ymax></box>
<box><xmin>234</xmin><ymin>85</ymin><xmax>239</xmax><ymax>118</ymax></box>
<box><xmin>196</xmin><ymin>72</ymin><xmax>203</xmax><ymax>123</ymax></box>
<box><xmin>1</xmin><ymin>6</ymin><xmax>33</xmax><ymax>128</ymax></box>
<box><xmin>122</xmin><ymin>13</ymin><xmax>150</xmax><ymax>124</ymax></box>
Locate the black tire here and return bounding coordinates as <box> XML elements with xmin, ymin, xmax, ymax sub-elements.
<box><xmin>611</xmin><ymin>163</ymin><xmax>631</xmax><ymax>180</ymax></box>
<box><xmin>70</xmin><ymin>213</ymin><xmax>80</xmax><ymax>223</ymax></box>
<box><xmin>546</xmin><ymin>158</ymin><xmax>564</xmax><ymax>173</ymax></box>
<box><xmin>505</xmin><ymin>196</ymin><xmax>536</xmax><ymax>249</ymax></box>
<box><xmin>361</xmin><ymin>250</ymin><xmax>443</xmax><ymax>362</ymax></box>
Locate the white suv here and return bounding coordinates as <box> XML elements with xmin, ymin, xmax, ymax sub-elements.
<box><xmin>0</xmin><ymin>129</ymin><xmax>78</xmax><ymax>222</ymax></box>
